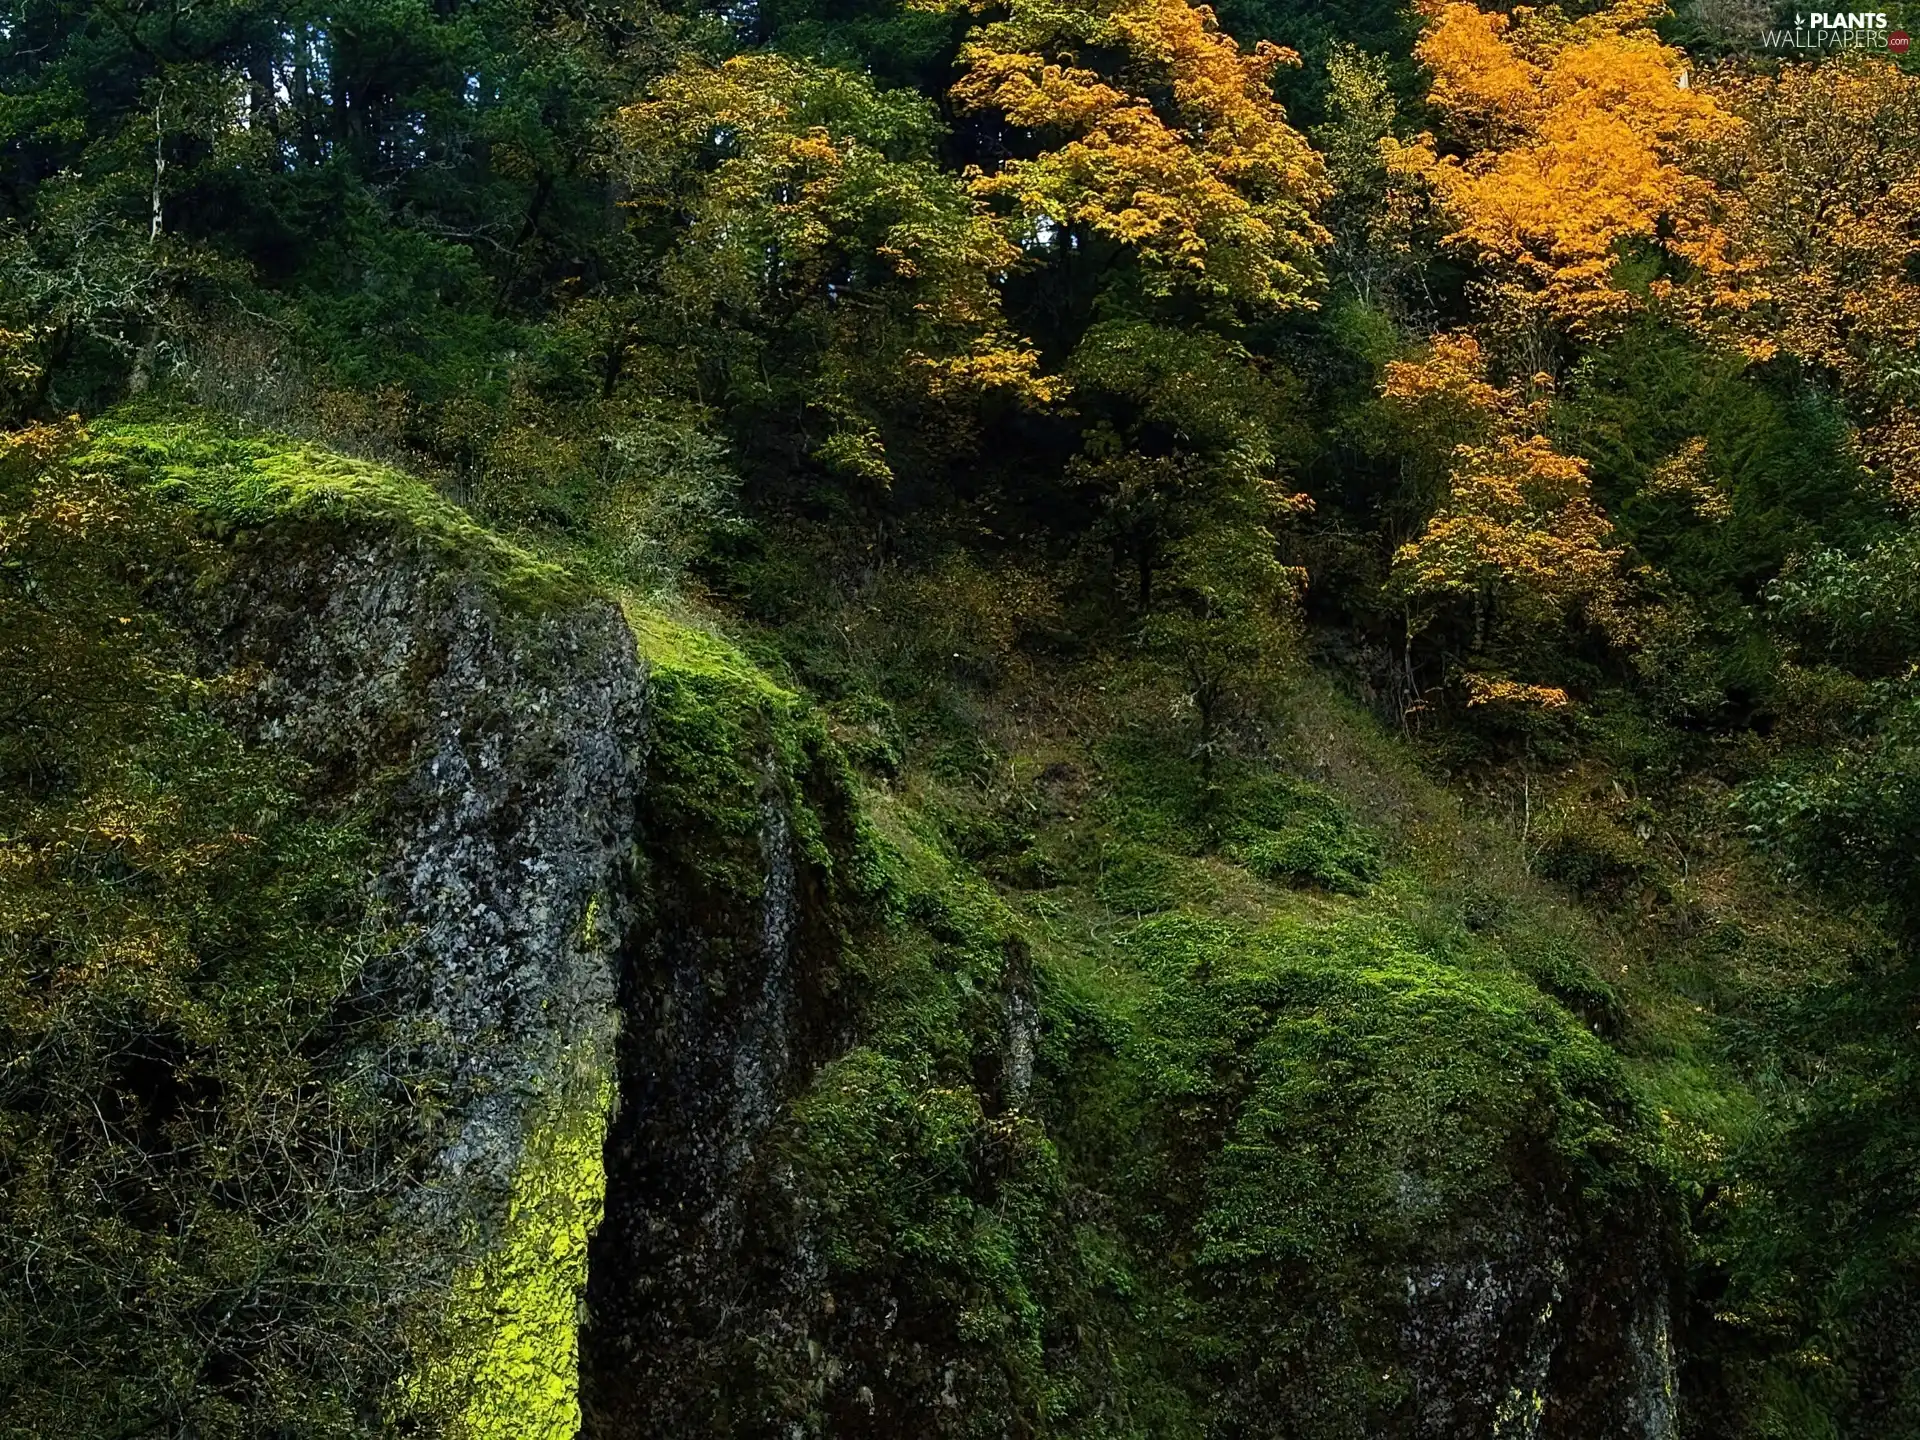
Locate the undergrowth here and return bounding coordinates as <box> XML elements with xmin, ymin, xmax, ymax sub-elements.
<box><xmin>0</xmin><ymin>428</ymin><xmax>417</xmax><ymax>1437</ymax></box>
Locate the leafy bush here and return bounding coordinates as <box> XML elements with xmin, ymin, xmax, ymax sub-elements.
<box><xmin>1739</xmin><ymin>683</ymin><xmax>1920</xmax><ymax>937</ymax></box>
<box><xmin>1768</xmin><ymin>529</ymin><xmax>1920</xmax><ymax>675</ymax></box>
<box><xmin>1532</xmin><ymin>805</ymin><xmax>1650</xmax><ymax>900</ymax></box>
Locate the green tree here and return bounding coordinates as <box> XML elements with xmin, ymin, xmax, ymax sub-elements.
<box><xmin>611</xmin><ymin>51</ymin><xmax>1052</xmax><ymax>489</ymax></box>
<box><xmin>0</xmin><ymin>0</ymin><xmax>689</xmax><ymax>412</ymax></box>
<box><xmin>1138</xmin><ymin>506</ymin><xmax>1305</xmax><ymax>785</ymax></box>
<box><xmin>1069</xmin><ymin>319</ymin><xmax>1303</xmax><ymax>608</ymax></box>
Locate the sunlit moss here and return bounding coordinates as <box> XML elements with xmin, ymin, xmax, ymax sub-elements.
<box><xmin>406</xmin><ymin>1060</ymin><xmax>613</xmax><ymax>1440</ymax></box>
<box><xmin>628</xmin><ymin>605</ymin><xmax>855</xmax><ymax>898</ymax></box>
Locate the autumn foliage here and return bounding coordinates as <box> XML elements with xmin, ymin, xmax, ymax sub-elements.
<box><xmin>1382</xmin><ymin>333</ymin><xmax>1631</xmax><ymax>698</ymax></box>
<box><xmin>1389</xmin><ymin>0</ymin><xmax>1739</xmax><ymax>333</ymax></box>
<box><xmin>1704</xmin><ymin>59</ymin><xmax>1920</xmax><ymax>505</ymax></box>
<box><xmin>951</xmin><ymin>0</ymin><xmax>1330</xmax><ymax>310</ymax></box>
<box><xmin>615</xmin><ymin>54</ymin><xmax>1055</xmax><ymax>484</ymax></box>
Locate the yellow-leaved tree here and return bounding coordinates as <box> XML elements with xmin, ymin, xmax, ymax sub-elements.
<box><xmin>1383</xmin><ymin>332</ymin><xmax>1633</xmax><ymax>709</ymax></box>
<box><xmin>1702</xmin><ymin>58</ymin><xmax>1920</xmax><ymax>506</ymax></box>
<box><xmin>612</xmin><ymin>53</ymin><xmax>1056</xmax><ymax>487</ymax></box>
<box><xmin>949</xmin><ymin>0</ymin><xmax>1331</xmax><ymax>312</ymax></box>
<box><xmin>944</xmin><ymin>0</ymin><xmax>1330</xmax><ymax>761</ymax></box>
<box><xmin>1370</xmin><ymin>1</ymin><xmax>1743</xmax><ymax>716</ymax></box>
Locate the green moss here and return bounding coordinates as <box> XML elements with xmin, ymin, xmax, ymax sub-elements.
<box><xmin>1021</xmin><ymin>906</ymin><xmax>1659</xmax><ymax>1435</ymax></box>
<box><xmin>1093</xmin><ymin>844</ymin><xmax>1187</xmax><ymax>915</ymax></box>
<box><xmin>827</xmin><ymin>694</ymin><xmax>906</xmax><ymax>777</ymax></box>
<box><xmin>791</xmin><ymin>1048</ymin><xmax>1050</xmax><ymax>1295</ymax></box>
<box><xmin>405</xmin><ymin>1058</ymin><xmax>613</xmax><ymax>1440</ymax></box>
<box><xmin>626</xmin><ymin>605</ymin><xmax>796</xmax><ymax>698</ymax></box>
<box><xmin>1219</xmin><ymin>775</ymin><xmax>1382</xmax><ymax>896</ymax></box>
<box><xmin>754</xmin><ymin>683</ymin><xmax>1659</xmax><ymax>1436</ymax></box>
<box><xmin>1507</xmin><ymin>937</ymin><xmax>1627</xmax><ymax>1038</ymax></box>
<box><xmin>1228</xmin><ymin>816</ymin><xmax>1379</xmax><ymax>894</ymax></box>
<box><xmin>676</xmin><ymin>600</ymin><xmax>1687</xmax><ymax>1426</ymax></box>
<box><xmin>1136</xmin><ymin>912</ymin><xmax>1647</xmax><ymax>1232</ymax></box>
<box><xmin>75</xmin><ymin>411</ymin><xmax>582</xmax><ymax>609</ymax></box>
<box><xmin>1090</xmin><ymin>732</ymin><xmax>1381</xmax><ymax>899</ymax></box>
<box><xmin>625</xmin><ymin>607</ymin><xmax>854</xmax><ymax>922</ymax></box>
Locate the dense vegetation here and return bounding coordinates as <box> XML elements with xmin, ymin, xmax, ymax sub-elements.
<box><xmin>6</xmin><ymin>0</ymin><xmax>1920</xmax><ymax>1433</ymax></box>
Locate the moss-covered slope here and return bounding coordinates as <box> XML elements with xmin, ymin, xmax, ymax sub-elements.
<box><xmin>579</xmin><ymin>592</ymin><xmax>1680</xmax><ymax>1435</ymax></box>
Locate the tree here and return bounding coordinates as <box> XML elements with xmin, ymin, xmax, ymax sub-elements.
<box><xmin>1382</xmin><ymin>331</ymin><xmax>1633</xmax><ymax>700</ymax></box>
<box><xmin>0</xmin><ymin>0</ymin><xmax>690</xmax><ymax>415</ymax></box>
<box><xmin>1138</xmin><ymin>496</ymin><xmax>1306</xmax><ymax>785</ymax></box>
<box><xmin>1392</xmin><ymin>432</ymin><xmax>1625</xmax><ymax>634</ymax></box>
<box><xmin>1209</xmin><ymin>0</ymin><xmax>1420</xmax><ymax>123</ymax></box>
<box><xmin>711</xmin><ymin>0</ymin><xmax>970</xmax><ymax>91</ymax></box>
<box><xmin>1068</xmin><ymin>318</ymin><xmax>1304</xmax><ymax>606</ymax></box>
<box><xmin>1386</xmin><ymin>0</ymin><xmax>1739</xmax><ymax>344</ymax></box>
<box><xmin>949</xmin><ymin>0</ymin><xmax>1331</xmax><ymax>317</ymax></box>
<box><xmin>1701</xmin><ymin>58</ymin><xmax>1920</xmax><ymax>507</ymax></box>
<box><xmin>1310</xmin><ymin>43</ymin><xmax>1433</xmax><ymax>315</ymax></box>
<box><xmin>612</xmin><ymin>52</ymin><xmax>1054</xmax><ymax>486</ymax></box>
<box><xmin>1373</xmin><ymin>328</ymin><xmax>1506</xmax><ymax>535</ymax></box>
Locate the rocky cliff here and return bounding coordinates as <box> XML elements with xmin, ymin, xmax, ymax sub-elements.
<box><xmin>10</xmin><ymin>416</ymin><xmax>1686</xmax><ymax>1438</ymax></box>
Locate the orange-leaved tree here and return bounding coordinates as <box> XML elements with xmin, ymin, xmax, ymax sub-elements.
<box><xmin>1383</xmin><ymin>332</ymin><xmax>1634</xmax><ymax>707</ymax></box>
<box><xmin>1388</xmin><ymin>0</ymin><xmax>1739</xmax><ymax>341</ymax></box>
<box><xmin>1702</xmin><ymin>58</ymin><xmax>1920</xmax><ymax>507</ymax></box>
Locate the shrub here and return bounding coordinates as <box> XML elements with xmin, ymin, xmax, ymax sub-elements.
<box><xmin>1532</xmin><ymin>805</ymin><xmax>1649</xmax><ymax>900</ymax></box>
<box><xmin>1226</xmin><ymin>777</ymin><xmax>1381</xmax><ymax>895</ymax></box>
<box><xmin>0</xmin><ymin>444</ymin><xmax>415</xmax><ymax>1438</ymax></box>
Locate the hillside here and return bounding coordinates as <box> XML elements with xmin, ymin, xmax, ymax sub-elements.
<box><xmin>6</xmin><ymin>0</ymin><xmax>1920</xmax><ymax>1436</ymax></box>
<box><xmin>0</xmin><ymin>410</ymin><xmax>1899</xmax><ymax>1437</ymax></box>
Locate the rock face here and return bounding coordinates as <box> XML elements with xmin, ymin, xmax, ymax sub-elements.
<box><xmin>578</xmin><ymin>652</ymin><xmax>864</xmax><ymax>1436</ymax></box>
<box><xmin>1397</xmin><ymin>1189</ymin><xmax>1677</xmax><ymax>1440</ymax></box>
<box><xmin>177</xmin><ymin>516</ymin><xmax>647</xmax><ymax>1428</ymax></box>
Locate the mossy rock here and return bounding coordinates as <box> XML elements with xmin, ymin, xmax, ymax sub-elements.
<box><xmin>406</xmin><ymin>1066</ymin><xmax>613</xmax><ymax>1440</ymax></box>
<box><xmin>75</xmin><ymin>411</ymin><xmax>582</xmax><ymax>610</ymax></box>
<box><xmin>627</xmin><ymin>607</ymin><xmax>856</xmax><ymax>919</ymax></box>
<box><xmin>0</xmin><ymin>427</ymin><xmax>429</xmax><ymax>1435</ymax></box>
<box><xmin>1045</xmin><ymin>911</ymin><xmax>1666</xmax><ymax>1437</ymax></box>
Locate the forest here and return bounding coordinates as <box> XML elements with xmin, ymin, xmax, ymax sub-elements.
<box><xmin>4</xmin><ymin>0</ymin><xmax>1920</xmax><ymax>1434</ymax></box>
